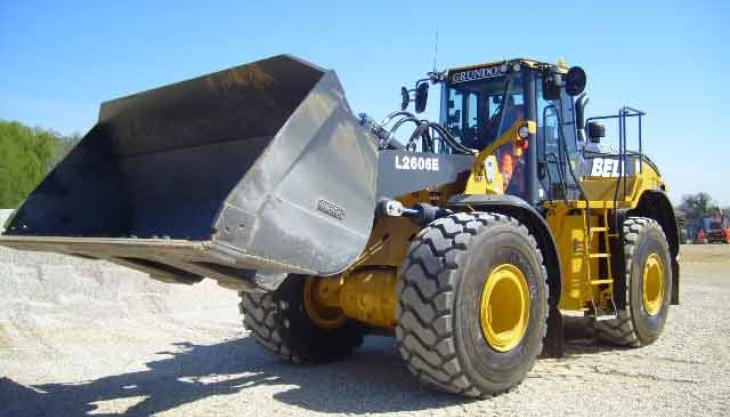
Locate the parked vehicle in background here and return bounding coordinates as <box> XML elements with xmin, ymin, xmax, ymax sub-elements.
<box><xmin>704</xmin><ymin>208</ymin><xmax>730</xmax><ymax>244</ymax></box>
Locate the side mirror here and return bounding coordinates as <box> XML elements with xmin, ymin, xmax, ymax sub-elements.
<box><xmin>400</xmin><ymin>86</ymin><xmax>410</xmax><ymax>111</ymax></box>
<box><xmin>587</xmin><ymin>121</ymin><xmax>605</xmax><ymax>143</ymax></box>
<box><xmin>575</xmin><ymin>93</ymin><xmax>590</xmax><ymax>142</ymax></box>
<box><xmin>415</xmin><ymin>82</ymin><xmax>429</xmax><ymax>113</ymax></box>
<box><xmin>575</xmin><ymin>93</ymin><xmax>589</xmax><ymax>129</ymax></box>
<box><xmin>566</xmin><ymin>66</ymin><xmax>587</xmax><ymax>96</ymax></box>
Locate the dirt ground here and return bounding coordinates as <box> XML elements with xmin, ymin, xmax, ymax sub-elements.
<box><xmin>1</xmin><ymin>212</ymin><xmax>729</xmax><ymax>417</ymax></box>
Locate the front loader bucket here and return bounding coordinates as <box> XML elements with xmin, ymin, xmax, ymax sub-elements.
<box><xmin>1</xmin><ymin>55</ymin><xmax>378</xmax><ymax>288</ymax></box>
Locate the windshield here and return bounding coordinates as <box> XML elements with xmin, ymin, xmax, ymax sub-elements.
<box><xmin>444</xmin><ymin>72</ymin><xmax>525</xmax><ymax>150</ymax></box>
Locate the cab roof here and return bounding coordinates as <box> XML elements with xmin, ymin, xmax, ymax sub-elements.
<box><xmin>445</xmin><ymin>57</ymin><xmax>569</xmax><ymax>80</ymax></box>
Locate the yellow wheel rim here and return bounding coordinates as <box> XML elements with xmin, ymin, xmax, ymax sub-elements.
<box><xmin>642</xmin><ymin>253</ymin><xmax>665</xmax><ymax>316</ymax></box>
<box><xmin>480</xmin><ymin>264</ymin><xmax>531</xmax><ymax>352</ymax></box>
<box><xmin>303</xmin><ymin>277</ymin><xmax>347</xmax><ymax>329</ymax></box>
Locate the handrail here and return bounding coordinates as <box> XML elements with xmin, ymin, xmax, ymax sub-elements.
<box><xmin>584</xmin><ymin>106</ymin><xmax>646</xmax><ymax>213</ymax></box>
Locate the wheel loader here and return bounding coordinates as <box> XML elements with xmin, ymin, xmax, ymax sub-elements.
<box><xmin>0</xmin><ymin>55</ymin><xmax>680</xmax><ymax>397</ymax></box>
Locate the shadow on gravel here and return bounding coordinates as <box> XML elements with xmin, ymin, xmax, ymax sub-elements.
<box><xmin>561</xmin><ymin>316</ymin><xmax>633</xmax><ymax>356</ymax></box>
<box><xmin>0</xmin><ymin>336</ymin><xmax>473</xmax><ymax>417</ymax></box>
<box><xmin>0</xmin><ymin>317</ymin><xmax>630</xmax><ymax>417</ymax></box>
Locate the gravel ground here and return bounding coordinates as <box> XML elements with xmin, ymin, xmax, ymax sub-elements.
<box><xmin>1</xmin><ymin>207</ymin><xmax>729</xmax><ymax>416</ymax></box>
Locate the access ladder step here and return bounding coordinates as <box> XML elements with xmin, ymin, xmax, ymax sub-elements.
<box><xmin>588</xmin><ymin>298</ymin><xmax>619</xmax><ymax>321</ymax></box>
<box><xmin>590</xmin><ymin>279</ymin><xmax>614</xmax><ymax>285</ymax></box>
<box><xmin>589</xmin><ymin>253</ymin><xmax>610</xmax><ymax>259</ymax></box>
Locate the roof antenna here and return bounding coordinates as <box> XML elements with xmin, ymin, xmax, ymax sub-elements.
<box><xmin>432</xmin><ymin>29</ymin><xmax>439</xmax><ymax>73</ymax></box>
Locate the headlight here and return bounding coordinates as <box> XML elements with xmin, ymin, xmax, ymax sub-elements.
<box><xmin>518</xmin><ymin>124</ymin><xmax>530</xmax><ymax>139</ymax></box>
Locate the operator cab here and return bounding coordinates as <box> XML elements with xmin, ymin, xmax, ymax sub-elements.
<box><xmin>438</xmin><ymin>59</ymin><xmax>586</xmax><ymax>201</ymax></box>
<box><xmin>395</xmin><ymin>57</ymin><xmax>649</xmax><ymax>206</ymax></box>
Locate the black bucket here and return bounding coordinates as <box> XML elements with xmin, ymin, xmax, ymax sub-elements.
<box><xmin>2</xmin><ymin>55</ymin><xmax>378</xmax><ymax>280</ymax></box>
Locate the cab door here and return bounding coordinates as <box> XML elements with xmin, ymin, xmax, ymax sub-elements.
<box><xmin>536</xmin><ymin>76</ymin><xmax>580</xmax><ymax>200</ymax></box>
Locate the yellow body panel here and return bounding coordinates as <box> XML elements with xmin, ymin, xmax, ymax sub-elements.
<box><xmin>356</xmin><ymin>216</ymin><xmax>422</xmax><ymax>268</ymax></box>
<box><xmin>464</xmin><ymin>154</ymin><xmax>504</xmax><ymax>195</ymax></box>
<box><xmin>545</xmin><ymin>159</ymin><xmax>666</xmax><ymax>312</ymax></box>
<box><xmin>545</xmin><ymin>203</ymin><xmax>608</xmax><ymax>310</ymax></box>
<box><xmin>547</xmin><ymin>208</ymin><xmax>587</xmax><ymax>310</ymax></box>
<box><xmin>579</xmin><ymin>160</ymin><xmax>664</xmax><ymax>208</ymax></box>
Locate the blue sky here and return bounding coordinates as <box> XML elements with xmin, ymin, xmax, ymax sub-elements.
<box><xmin>1</xmin><ymin>0</ymin><xmax>728</xmax><ymax>205</ymax></box>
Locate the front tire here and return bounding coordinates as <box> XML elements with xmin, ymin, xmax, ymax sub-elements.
<box><xmin>240</xmin><ymin>276</ymin><xmax>364</xmax><ymax>363</ymax></box>
<box><xmin>396</xmin><ymin>212</ymin><xmax>549</xmax><ymax>397</ymax></box>
<box><xmin>592</xmin><ymin>217</ymin><xmax>672</xmax><ymax>347</ymax></box>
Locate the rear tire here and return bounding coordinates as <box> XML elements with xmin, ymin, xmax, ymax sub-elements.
<box><xmin>592</xmin><ymin>217</ymin><xmax>672</xmax><ymax>347</ymax></box>
<box><xmin>396</xmin><ymin>212</ymin><xmax>549</xmax><ymax>397</ymax></box>
<box><xmin>239</xmin><ymin>276</ymin><xmax>364</xmax><ymax>363</ymax></box>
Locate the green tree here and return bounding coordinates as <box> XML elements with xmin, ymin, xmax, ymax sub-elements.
<box><xmin>678</xmin><ymin>192</ymin><xmax>715</xmax><ymax>221</ymax></box>
<box><xmin>51</xmin><ymin>132</ymin><xmax>81</xmax><ymax>167</ymax></box>
<box><xmin>0</xmin><ymin>120</ymin><xmax>75</xmax><ymax>208</ymax></box>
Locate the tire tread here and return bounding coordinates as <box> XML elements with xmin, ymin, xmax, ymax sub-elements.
<box><xmin>239</xmin><ymin>281</ymin><xmax>363</xmax><ymax>363</ymax></box>
<box><xmin>396</xmin><ymin>212</ymin><xmax>549</xmax><ymax>397</ymax></box>
<box><xmin>591</xmin><ymin>217</ymin><xmax>668</xmax><ymax>347</ymax></box>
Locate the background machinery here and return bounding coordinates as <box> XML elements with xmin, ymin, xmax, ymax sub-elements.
<box><xmin>0</xmin><ymin>54</ymin><xmax>679</xmax><ymax>397</ymax></box>
<box><xmin>703</xmin><ymin>208</ymin><xmax>730</xmax><ymax>244</ymax></box>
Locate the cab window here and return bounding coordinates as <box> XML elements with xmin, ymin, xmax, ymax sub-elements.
<box><xmin>445</xmin><ymin>72</ymin><xmax>526</xmax><ymax>151</ymax></box>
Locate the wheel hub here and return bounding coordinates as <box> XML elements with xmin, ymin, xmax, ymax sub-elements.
<box><xmin>303</xmin><ymin>277</ymin><xmax>347</xmax><ymax>329</ymax></box>
<box><xmin>480</xmin><ymin>264</ymin><xmax>531</xmax><ymax>352</ymax></box>
<box><xmin>642</xmin><ymin>253</ymin><xmax>665</xmax><ymax>316</ymax></box>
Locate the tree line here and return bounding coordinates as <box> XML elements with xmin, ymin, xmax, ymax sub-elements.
<box><xmin>678</xmin><ymin>192</ymin><xmax>729</xmax><ymax>221</ymax></box>
<box><xmin>0</xmin><ymin>120</ymin><xmax>79</xmax><ymax>208</ymax></box>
